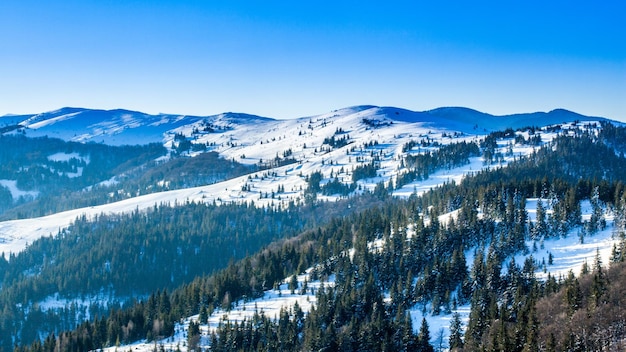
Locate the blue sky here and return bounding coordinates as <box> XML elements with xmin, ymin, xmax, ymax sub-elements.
<box><xmin>1</xmin><ymin>1</ymin><xmax>624</xmax><ymax>120</ymax></box>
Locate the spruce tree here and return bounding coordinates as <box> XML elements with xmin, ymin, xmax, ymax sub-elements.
<box><xmin>449</xmin><ymin>312</ymin><xmax>464</xmax><ymax>351</ymax></box>
<box><xmin>417</xmin><ymin>317</ymin><xmax>434</xmax><ymax>352</ymax></box>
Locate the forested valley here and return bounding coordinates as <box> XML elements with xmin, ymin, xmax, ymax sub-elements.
<box><xmin>5</xmin><ymin>123</ymin><xmax>626</xmax><ymax>351</ymax></box>
<box><xmin>0</xmin><ymin>134</ymin><xmax>165</xmax><ymax>218</ymax></box>
<box><xmin>0</xmin><ymin>134</ymin><xmax>257</xmax><ymax>220</ymax></box>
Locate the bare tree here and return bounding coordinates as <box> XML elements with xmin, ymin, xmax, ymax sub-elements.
<box><xmin>435</xmin><ymin>327</ymin><xmax>447</xmax><ymax>352</ymax></box>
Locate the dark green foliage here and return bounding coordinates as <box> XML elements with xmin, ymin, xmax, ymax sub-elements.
<box><xmin>208</xmin><ymin>206</ymin><xmax>432</xmax><ymax>351</ymax></box>
<box><xmin>187</xmin><ymin>320</ymin><xmax>200</xmax><ymax>351</ymax></box>
<box><xmin>0</xmin><ymin>134</ymin><xmax>166</xmax><ymax>218</ymax></box>
<box><xmin>0</xmin><ymin>133</ymin><xmax>260</xmax><ymax>221</ymax></box>
<box><xmin>598</xmin><ymin>120</ymin><xmax>626</xmax><ymax>152</ymax></box>
<box><xmin>323</xmin><ymin>134</ymin><xmax>350</xmax><ymax>148</ymax></box>
<box><xmin>173</xmin><ymin>133</ymin><xmax>193</xmax><ymax>154</ymax></box>
<box><xmin>352</xmin><ymin>161</ymin><xmax>378</xmax><ymax>182</ymax></box>
<box><xmin>417</xmin><ymin>318</ymin><xmax>434</xmax><ymax>352</ymax></box>
<box><xmin>0</xmin><ymin>201</ymin><xmax>312</xmax><ymax>349</ymax></box>
<box><xmin>0</xmin><ymin>186</ymin><xmax>12</xmax><ymax>214</ymax></box>
<box><xmin>321</xmin><ymin>177</ymin><xmax>356</xmax><ymax>196</ymax></box>
<box><xmin>396</xmin><ymin>141</ymin><xmax>480</xmax><ymax>189</ymax></box>
<box><xmin>1</xmin><ymin>192</ymin><xmax>389</xmax><ymax>350</ymax></box>
<box><xmin>449</xmin><ymin>312</ymin><xmax>464</xmax><ymax>351</ymax></box>
<box><xmin>304</xmin><ymin>171</ymin><xmax>322</xmax><ymax>205</ymax></box>
<box><xmin>137</xmin><ymin>151</ymin><xmax>252</xmax><ymax>190</ymax></box>
<box><xmin>1</xmin><ymin>147</ymin><xmax>254</xmax><ymax>221</ymax></box>
<box><xmin>362</xmin><ymin>117</ymin><xmax>391</xmax><ymax>128</ymax></box>
<box><xmin>1</xmin><ymin>203</ymin><xmax>309</xmax><ymax>299</ymax></box>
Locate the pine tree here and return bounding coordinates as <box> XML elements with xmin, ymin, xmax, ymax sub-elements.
<box><xmin>564</xmin><ymin>274</ymin><xmax>582</xmax><ymax>316</ymax></box>
<box><xmin>534</xmin><ymin>198</ymin><xmax>547</xmax><ymax>239</ymax></box>
<box><xmin>591</xmin><ymin>249</ymin><xmax>607</xmax><ymax>307</ymax></box>
<box><xmin>187</xmin><ymin>321</ymin><xmax>200</xmax><ymax>351</ymax></box>
<box><xmin>417</xmin><ymin>317</ymin><xmax>434</xmax><ymax>352</ymax></box>
<box><xmin>198</xmin><ymin>304</ymin><xmax>208</xmax><ymax>324</ymax></box>
<box><xmin>522</xmin><ymin>303</ymin><xmax>539</xmax><ymax>352</ymax></box>
<box><xmin>449</xmin><ymin>312</ymin><xmax>464</xmax><ymax>351</ymax></box>
<box><xmin>589</xmin><ymin>186</ymin><xmax>604</xmax><ymax>233</ymax></box>
<box><xmin>399</xmin><ymin>312</ymin><xmax>418</xmax><ymax>351</ymax></box>
<box><xmin>289</xmin><ymin>274</ymin><xmax>298</xmax><ymax>294</ymax></box>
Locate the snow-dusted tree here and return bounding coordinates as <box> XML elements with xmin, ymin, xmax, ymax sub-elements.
<box><xmin>449</xmin><ymin>312</ymin><xmax>464</xmax><ymax>351</ymax></box>
<box><xmin>588</xmin><ymin>186</ymin><xmax>605</xmax><ymax>234</ymax></box>
<box><xmin>533</xmin><ymin>198</ymin><xmax>548</xmax><ymax>239</ymax></box>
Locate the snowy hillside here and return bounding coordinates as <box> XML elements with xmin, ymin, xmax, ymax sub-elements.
<box><xmin>101</xmin><ymin>193</ymin><xmax>622</xmax><ymax>352</ymax></box>
<box><xmin>0</xmin><ymin>107</ymin><xmax>271</xmax><ymax>146</ymax></box>
<box><xmin>0</xmin><ymin>103</ymin><xmax>606</xmax><ymax>257</ymax></box>
<box><xmin>0</xmin><ymin>105</ymin><xmax>610</xmax><ymax>214</ymax></box>
<box><xmin>0</xmin><ymin>113</ymin><xmax>595</xmax><ymax>256</ymax></box>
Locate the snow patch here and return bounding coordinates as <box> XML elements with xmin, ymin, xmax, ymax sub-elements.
<box><xmin>0</xmin><ymin>179</ymin><xmax>39</xmax><ymax>201</ymax></box>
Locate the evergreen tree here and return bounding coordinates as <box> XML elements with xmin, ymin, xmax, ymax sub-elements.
<box><xmin>198</xmin><ymin>305</ymin><xmax>208</xmax><ymax>324</ymax></box>
<box><xmin>449</xmin><ymin>312</ymin><xmax>464</xmax><ymax>351</ymax></box>
<box><xmin>591</xmin><ymin>249</ymin><xmax>608</xmax><ymax>307</ymax></box>
<box><xmin>417</xmin><ymin>317</ymin><xmax>434</xmax><ymax>352</ymax></box>
<box><xmin>187</xmin><ymin>321</ymin><xmax>200</xmax><ymax>351</ymax></box>
<box><xmin>534</xmin><ymin>198</ymin><xmax>547</xmax><ymax>239</ymax></box>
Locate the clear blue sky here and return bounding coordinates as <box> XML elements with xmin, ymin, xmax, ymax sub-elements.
<box><xmin>1</xmin><ymin>1</ymin><xmax>624</xmax><ymax>120</ymax></box>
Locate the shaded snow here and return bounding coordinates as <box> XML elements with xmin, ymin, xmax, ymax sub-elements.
<box><xmin>47</xmin><ymin>152</ymin><xmax>89</xmax><ymax>164</ymax></box>
<box><xmin>0</xmin><ymin>179</ymin><xmax>39</xmax><ymax>201</ymax></box>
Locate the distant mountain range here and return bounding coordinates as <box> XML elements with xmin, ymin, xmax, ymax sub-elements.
<box><xmin>0</xmin><ymin>106</ymin><xmax>610</xmax><ymax>146</ymax></box>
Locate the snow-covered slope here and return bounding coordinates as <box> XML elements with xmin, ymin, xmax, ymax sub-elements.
<box><xmin>2</xmin><ymin>107</ymin><xmax>271</xmax><ymax>145</ymax></box>
<box><xmin>0</xmin><ymin>108</ymin><xmax>604</xmax><ymax>256</ymax></box>
<box><xmin>1</xmin><ymin>105</ymin><xmax>609</xmax><ymax>146</ymax></box>
<box><xmin>1</xmin><ymin>105</ymin><xmax>621</xmax><ymax>350</ymax></box>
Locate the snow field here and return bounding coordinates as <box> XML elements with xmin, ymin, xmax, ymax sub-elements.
<box><xmin>0</xmin><ymin>179</ymin><xmax>39</xmax><ymax>201</ymax></box>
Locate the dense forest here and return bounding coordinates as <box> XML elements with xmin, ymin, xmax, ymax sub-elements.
<box><xmin>0</xmin><ymin>135</ymin><xmax>256</xmax><ymax>220</ymax></box>
<box><xmin>396</xmin><ymin>140</ymin><xmax>481</xmax><ymax>189</ymax></box>
<box><xmin>6</xmin><ymin>122</ymin><xmax>626</xmax><ymax>351</ymax></box>
<box><xmin>0</xmin><ymin>134</ymin><xmax>166</xmax><ymax>217</ymax></box>
<box><xmin>0</xmin><ymin>192</ymin><xmax>386</xmax><ymax>349</ymax></box>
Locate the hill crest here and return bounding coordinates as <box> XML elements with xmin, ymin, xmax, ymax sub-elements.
<box><xmin>1</xmin><ymin>106</ymin><xmax>611</xmax><ymax>146</ymax></box>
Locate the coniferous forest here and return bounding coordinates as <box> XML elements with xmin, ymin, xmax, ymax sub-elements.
<box><xmin>4</xmin><ymin>122</ymin><xmax>626</xmax><ymax>351</ymax></box>
<box><xmin>0</xmin><ymin>134</ymin><xmax>256</xmax><ymax>220</ymax></box>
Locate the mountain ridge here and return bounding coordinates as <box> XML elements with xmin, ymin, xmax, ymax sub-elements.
<box><xmin>0</xmin><ymin>105</ymin><xmax>612</xmax><ymax>146</ymax></box>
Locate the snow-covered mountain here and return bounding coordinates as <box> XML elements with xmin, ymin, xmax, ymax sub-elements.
<box><xmin>0</xmin><ymin>105</ymin><xmax>608</xmax><ymax>146</ymax></box>
<box><xmin>0</xmin><ymin>107</ymin><xmax>272</xmax><ymax>145</ymax></box>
